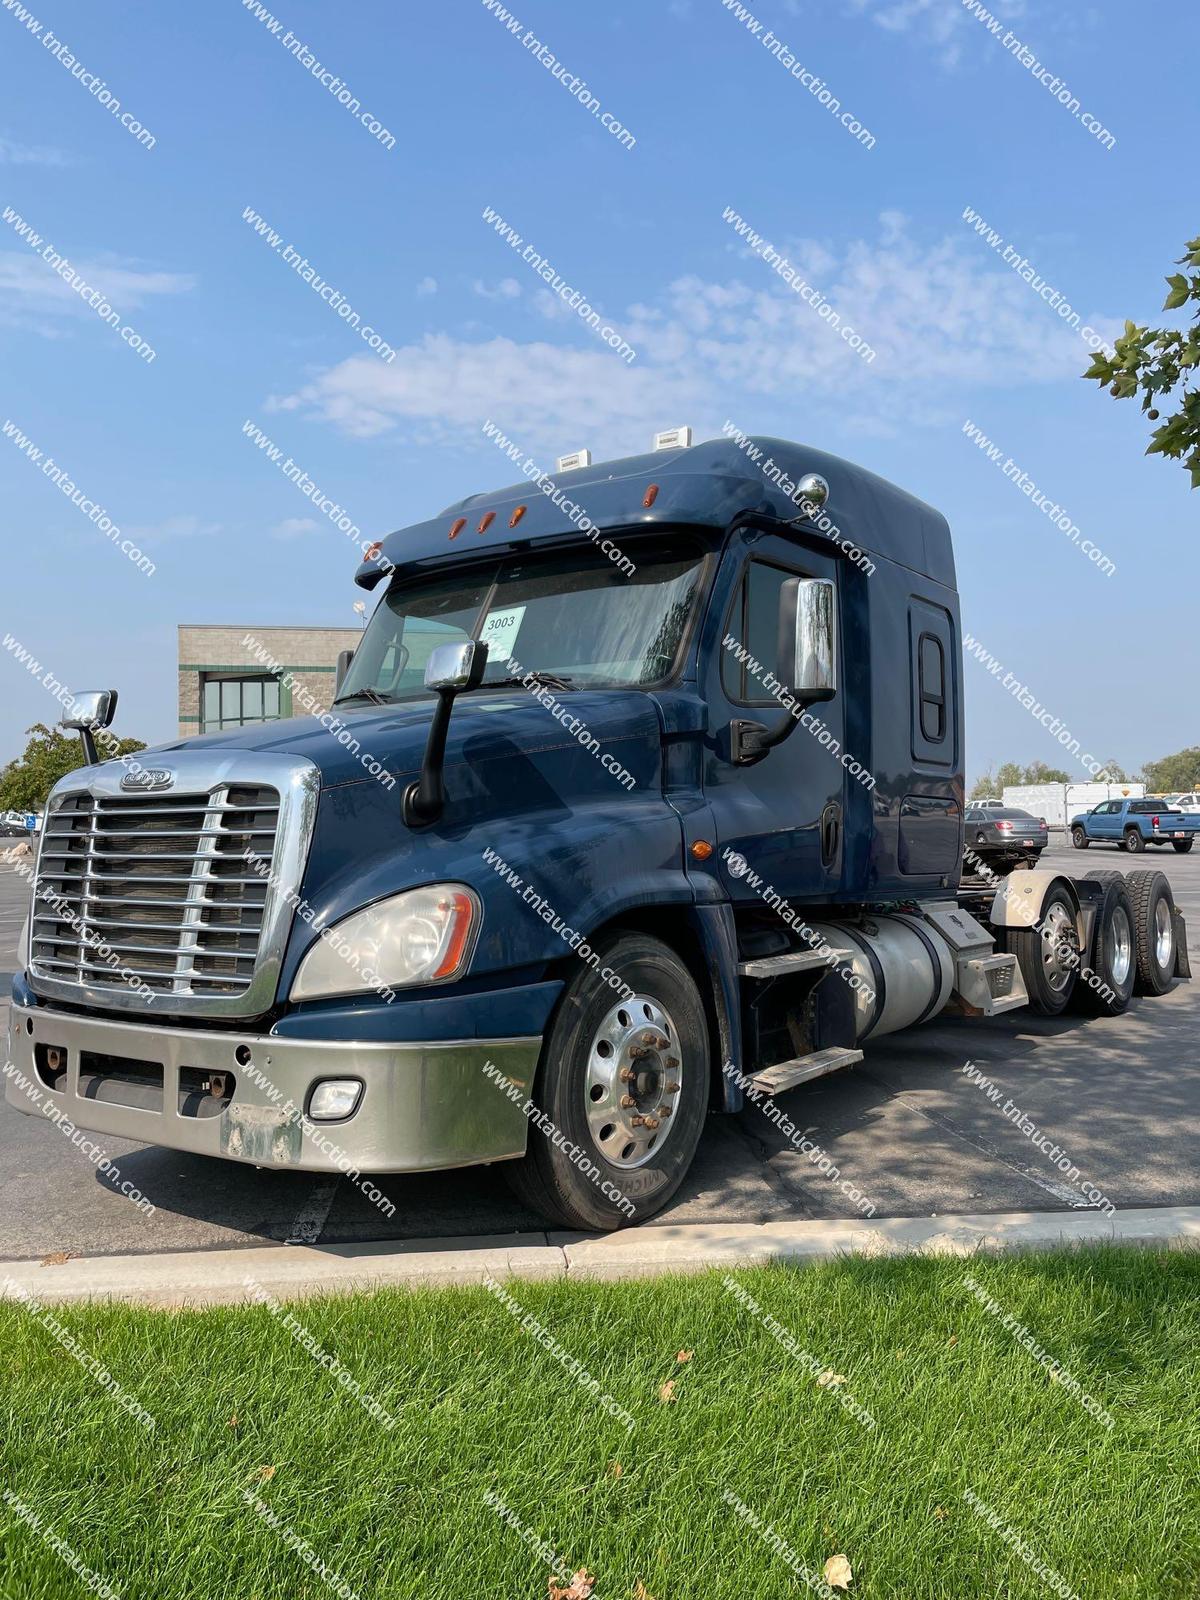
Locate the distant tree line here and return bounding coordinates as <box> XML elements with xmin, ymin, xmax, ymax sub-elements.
<box><xmin>0</xmin><ymin>723</ymin><xmax>146</xmax><ymax>813</ymax></box>
<box><xmin>971</xmin><ymin>748</ymin><xmax>1200</xmax><ymax>800</ymax></box>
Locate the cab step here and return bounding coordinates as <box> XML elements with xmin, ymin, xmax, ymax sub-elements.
<box><xmin>746</xmin><ymin>1046</ymin><xmax>864</xmax><ymax>1097</ymax></box>
<box><xmin>738</xmin><ymin>947</ymin><xmax>852</xmax><ymax>979</ymax></box>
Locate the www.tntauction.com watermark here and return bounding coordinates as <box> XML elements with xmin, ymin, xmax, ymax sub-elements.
<box><xmin>242</xmin><ymin>1489</ymin><xmax>364</xmax><ymax>1600</ymax></box>
<box><xmin>242</xmin><ymin>421</ymin><xmax>395</xmax><ymax>577</ymax></box>
<box><xmin>722</xmin><ymin>207</ymin><xmax>876</xmax><ymax>362</ymax></box>
<box><xmin>2</xmin><ymin>1491</ymin><xmax>123</xmax><ymax>1600</ymax></box>
<box><xmin>2</xmin><ymin>1277</ymin><xmax>156</xmax><ymax>1429</ymax></box>
<box><xmin>722</xmin><ymin>1059</ymin><xmax>877</xmax><ymax>1217</ymax></box>
<box><xmin>482</xmin><ymin>1273</ymin><xmax>637</xmax><ymax>1431</ymax></box>
<box><xmin>480</xmin><ymin>1057</ymin><xmax>636</xmax><ymax>1218</ymax></box>
<box><xmin>3</xmin><ymin>422</ymin><xmax>155</xmax><ymax>577</ymax></box>
<box><xmin>2</xmin><ymin>0</ymin><xmax>154</xmax><ymax>148</ymax></box>
<box><xmin>481</xmin><ymin>419</ymin><xmax>637</xmax><ymax>576</ymax></box>
<box><xmin>481</xmin><ymin>205</ymin><xmax>636</xmax><ymax>363</ymax></box>
<box><xmin>240</xmin><ymin>634</ymin><xmax>396</xmax><ymax>791</ymax></box>
<box><xmin>962</xmin><ymin>633</ymin><xmax>1111</xmax><ymax>775</ymax></box>
<box><xmin>480</xmin><ymin>0</ymin><xmax>635</xmax><ymax>148</ymax></box>
<box><xmin>721</xmin><ymin>1486</ymin><xmax>844</xmax><ymax>1598</ymax></box>
<box><xmin>721</xmin><ymin>421</ymin><xmax>876</xmax><ymax>574</ymax></box>
<box><xmin>241</xmin><ymin>207</ymin><xmax>396</xmax><ymax>363</ymax></box>
<box><xmin>961</xmin><ymin>421</ymin><xmax>1115</xmax><ymax>577</ymax></box>
<box><xmin>961</xmin><ymin>1486</ymin><xmax>1083</xmax><ymax>1600</ymax></box>
<box><xmin>482</xmin><ymin>847</ymin><xmax>636</xmax><ymax>995</ymax></box>
<box><xmin>723</xmin><ymin>1275</ymin><xmax>875</xmax><ymax>1429</ymax></box>
<box><xmin>3</xmin><ymin>206</ymin><xmax>157</xmax><ymax>361</ymax></box>
<box><xmin>960</xmin><ymin>0</ymin><xmax>1114</xmax><ymax>151</ymax></box>
<box><xmin>243</xmin><ymin>1276</ymin><xmax>397</xmax><ymax>1427</ymax></box>
<box><xmin>719</xmin><ymin>0</ymin><xmax>874</xmax><ymax>149</ymax></box>
<box><xmin>240</xmin><ymin>0</ymin><xmax>394</xmax><ymax>149</ymax></box>
<box><xmin>3</xmin><ymin>1055</ymin><xmax>156</xmax><ymax>1211</ymax></box>
<box><xmin>961</xmin><ymin>206</ymin><xmax>1113</xmax><ymax>356</ymax></box>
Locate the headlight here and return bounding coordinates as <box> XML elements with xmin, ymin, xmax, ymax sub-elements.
<box><xmin>290</xmin><ymin>884</ymin><xmax>480</xmax><ymax>1001</ymax></box>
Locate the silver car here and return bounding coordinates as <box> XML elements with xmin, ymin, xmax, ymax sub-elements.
<box><xmin>964</xmin><ymin>806</ymin><xmax>1048</xmax><ymax>872</ymax></box>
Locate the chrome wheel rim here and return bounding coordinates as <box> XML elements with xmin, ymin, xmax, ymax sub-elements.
<box><xmin>1040</xmin><ymin>902</ymin><xmax>1079</xmax><ymax>993</ymax></box>
<box><xmin>585</xmin><ymin>995</ymin><xmax>681</xmax><ymax>1169</ymax></box>
<box><xmin>1154</xmin><ymin>898</ymin><xmax>1174</xmax><ymax>969</ymax></box>
<box><xmin>1109</xmin><ymin>906</ymin><xmax>1132</xmax><ymax>988</ymax></box>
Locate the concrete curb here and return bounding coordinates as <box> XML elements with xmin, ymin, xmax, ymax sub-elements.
<box><xmin>3</xmin><ymin>1205</ymin><xmax>1200</xmax><ymax>1309</ymax></box>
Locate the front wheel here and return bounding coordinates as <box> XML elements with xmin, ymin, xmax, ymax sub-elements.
<box><xmin>1124</xmin><ymin>829</ymin><xmax>1145</xmax><ymax>854</ymax></box>
<box><xmin>1071</xmin><ymin>827</ymin><xmax>1089</xmax><ymax>850</ymax></box>
<box><xmin>503</xmin><ymin>931</ymin><xmax>710</xmax><ymax>1230</ymax></box>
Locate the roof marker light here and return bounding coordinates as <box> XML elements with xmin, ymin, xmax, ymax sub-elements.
<box><xmin>556</xmin><ymin>449</ymin><xmax>591</xmax><ymax>473</ymax></box>
<box><xmin>643</xmin><ymin>484</ymin><xmax>660</xmax><ymax>508</ymax></box>
<box><xmin>448</xmin><ymin>517</ymin><xmax>467</xmax><ymax>540</ymax></box>
<box><xmin>477</xmin><ymin>511</ymin><xmax>495</xmax><ymax>534</ymax></box>
<box><xmin>508</xmin><ymin>504</ymin><xmax>527</xmax><ymax>528</ymax></box>
<box><xmin>654</xmin><ymin>427</ymin><xmax>692</xmax><ymax>451</ymax></box>
<box><xmin>364</xmin><ymin>540</ymin><xmax>383</xmax><ymax>561</ymax></box>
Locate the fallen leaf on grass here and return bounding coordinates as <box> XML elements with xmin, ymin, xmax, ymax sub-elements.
<box><xmin>932</xmin><ymin>1506</ymin><xmax>949</xmax><ymax>1521</ymax></box>
<box><xmin>816</xmin><ymin>1370</ymin><xmax>847</xmax><ymax>1389</ymax></box>
<box><xmin>632</xmin><ymin>1582</ymin><xmax>656</xmax><ymax>1600</ymax></box>
<box><xmin>257</xmin><ymin>1465</ymin><xmax>276</xmax><ymax>1482</ymax></box>
<box><xmin>608</xmin><ymin>1461</ymin><xmax>623</xmax><ymax>1479</ymax></box>
<box><xmin>947</xmin><ymin>1335</ymin><xmax>958</xmax><ymax>1347</ymax></box>
<box><xmin>40</xmin><ymin>1251</ymin><xmax>80</xmax><ymax>1267</ymax></box>
<box><xmin>548</xmin><ymin>1568</ymin><xmax>594</xmax><ymax>1599</ymax></box>
<box><xmin>675</xmin><ymin>1349</ymin><xmax>693</xmax><ymax>1364</ymax></box>
<box><xmin>824</xmin><ymin>1553</ymin><xmax>853</xmax><ymax>1590</ymax></box>
<box><xmin>228</xmin><ymin>1413</ymin><xmax>240</xmax><ymax>1430</ymax></box>
<box><xmin>658</xmin><ymin>1380</ymin><xmax>676</xmax><ymax>1403</ymax></box>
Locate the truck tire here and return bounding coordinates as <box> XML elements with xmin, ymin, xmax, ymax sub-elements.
<box><xmin>996</xmin><ymin>883</ymin><xmax>1079</xmax><ymax>1015</ymax></box>
<box><xmin>1071</xmin><ymin>826</ymin><xmax>1089</xmax><ymax>850</ymax></box>
<box><xmin>1123</xmin><ymin>828</ymin><xmax>1145</xmax><ymax>854</ymax></box>
<box><xmin>503</xmin><ymin>931</ymin><xmax>710</xmax><ymax>1231</ymax></box>
<box><xmin>1122</xmin><ymin>870</ymin><xmax>1176</xmax><ymax>995</ymax></box>
<box><xmin>1173</xmin><ymin>840</ymin><xmax>1193</xmax><ymax>854</ymax></box>
<box><xmin>1073</xmin><ymin>879</ymin><xmax>1136</xmax><ymax>1016</ymax></box>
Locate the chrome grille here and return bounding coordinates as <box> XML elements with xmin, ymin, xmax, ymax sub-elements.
<box><xmin>31</xmin><ymin>786</ymin><xmax>280</xmax><ymax>999</ymax></box>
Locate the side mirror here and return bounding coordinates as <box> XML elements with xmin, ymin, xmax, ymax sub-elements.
<box><xmin>403</xmin><ymin>641</ymin><xmax>490</xmax><ymax>826</ymax></box>
<box><xmin>424</xmin><ymin>640</ymin><xmax>488</xmax><ymax>693</ymax></box>
<box><xmin>778</xmin><ymin>577</ymin><xmax>837</xmax><ymax>704</ymax></box>
<box><xmin>335</xmin><ymin>649</ymin><xmax>354</xmax><ymax>695</ymax></box>
<box><xmin>61</xmin><ymin>689</ymin><xmax>118</xmax><ymax>766</ymax></box>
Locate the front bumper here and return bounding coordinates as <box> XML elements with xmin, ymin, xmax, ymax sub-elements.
<box><xmin>5</xmin><ymin>1000</ymin><xmax>541</xmax><ymax>1173</ymax></box>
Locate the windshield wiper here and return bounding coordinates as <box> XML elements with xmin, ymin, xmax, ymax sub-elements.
<box><xmin>332</xmin><ymin>687</ymin><xmax>392</xmax><ymax>706</ymax></box>
<box><xmin>487</xmin><ymin>672</ymin><xmax>575</xmax><ymax>691</ymax></box>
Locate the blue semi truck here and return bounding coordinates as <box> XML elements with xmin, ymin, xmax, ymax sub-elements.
<box><xmin>6</xmin><ymin>434</ymin><xmax>1191</xmax><ymax>1228</ymax></box>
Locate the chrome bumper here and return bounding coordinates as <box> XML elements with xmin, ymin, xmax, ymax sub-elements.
<box><xmin>5</xmin><ymin>1001</ymin><xmax>540</xmax><ymax>1173</ymax></box>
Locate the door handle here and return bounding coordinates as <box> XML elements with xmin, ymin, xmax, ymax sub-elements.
<box><xmin>820</xmin><ymin>803</ymin><xmax>841</xmax><ymax>868</ymax></box>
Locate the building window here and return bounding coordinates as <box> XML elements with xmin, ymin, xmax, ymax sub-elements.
<box><xmin>201</xmin><ymin>673</ymin><xmax>282</xmax><ymax>732</ymax></box>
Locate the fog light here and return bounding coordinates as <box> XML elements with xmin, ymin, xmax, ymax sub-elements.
<box><xmin>308</xmin><ymin>1079</ymin><xmax>363</xmax><ymax>1121</ymax></box>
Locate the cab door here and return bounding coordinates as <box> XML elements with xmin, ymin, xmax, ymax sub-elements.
<box><xmin>701</xmin><ymin>531</ymin><xmax>849</xmax><ymax>907</ymax></box>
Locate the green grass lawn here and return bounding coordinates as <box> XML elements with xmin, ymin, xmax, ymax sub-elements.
<box><xmin>1</xmin><ymin>1246</ymin><xmax>1198</xmax><ymax>1599</ymax></box>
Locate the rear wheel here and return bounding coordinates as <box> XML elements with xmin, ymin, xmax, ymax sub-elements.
<box><xmin>1173</xmin><ymin>840</ymin><xmax>1193</xmax><ymax>854</ymax></box>
<box><xmin>1071</xmin><ymin>826</ymin><xmax>1089</xmax><ymax>850</ymax></box>
<box><xmin>1122</xmin><ymin>870</ymin><xmax>1176</xmax><ymax>995</ymax></box>
<box><xmin>503</xmin><ymin>931</ymin><xmax>710</xmax><ymax>1231</ymax></box>
<box><xmin>1123</xmin><ymin>829</ymin><xmax>1145</xmax><ymax>854</ymax></box>
<box><xmin>1073</xmin><ymin>879</ymin><xmax>1136</xmax><ymax>1015</ymax></box>
<box><xmin>997</xmin><ymin>883</ymin><xmax>1079</xmax><ymax>1015</ymax></box>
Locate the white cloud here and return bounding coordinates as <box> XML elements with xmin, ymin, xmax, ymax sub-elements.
<box><xmin>0</xmin><ymin>137</ymin><xmax>70</xmax><ymax>166</ymax></box>
<box><xmin>0</xmin><ymin>249</ymin><xmax>194</xmax><ymax>335</ymax></box>
<box><xmin>472</xmin><ymin>277</ymin><xmax>523</xmax><ymax>300</ymax></box>
<box><xmin>416</xmin><ymin>276</ymin><xmax>438</xmax><ymax>296</ymax></box>
<box><xmin>271</xmin><ymin>215</ymin><xmax>1106</xmax><ymax>458</ymax></box>
<box><xmin>271</xmin><ymin>516</ymin><xmax>318</xmax><ymax>539</ymax></box>
<box><xmin>843</xmin><ymin>0</ymin><xmax>1024</xmax><ymax>68</ymax></box>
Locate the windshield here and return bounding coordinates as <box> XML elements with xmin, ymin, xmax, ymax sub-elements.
<box><xmin>338</xmin><ymin>539</ymin><xmax>709</xmax><ymax>703</ymax></box>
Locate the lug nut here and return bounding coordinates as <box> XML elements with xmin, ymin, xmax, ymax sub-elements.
<box><xmin>618</xmin><ymin>1067</ymin><xmax>636</xmax><ymax>1083</ymax></box>
<box><xmin>630</xmin><ymin>1114</ymin><xmax>647</xmax><ymax>1127</ymax></box>
<box><xmin>657</xmin><ymin>1105</ymin><xmax>672</xmax><ymax>1117</ymax></box>
<box><xmin>665</xmin><ymin>1056</ymin><xmax>679</xmax><ymax>1069</ymax></box>
<box><xmin>620</xmin><ymin>1094</ymin><xmax>636</xmax><ymax>1108</ymax></box>
<box><xmin>666</xmin><ymin>1081</ymin><xmax>680</xmax><ymax>1093</ymax></box>
<box><xmin>629</xmin><ymin>1046</ymin><xmax>652</xmax><ymax>1061</ymax></box>
<box><xmin>643</xmin><ymin>1116</ymin><xmax>660</xmax><ymax>1131</ymax></box>
<box><xmin>638</xmin><ymin>1030</ymin><xmax>658</xmax><ymax>1046</ymax></box>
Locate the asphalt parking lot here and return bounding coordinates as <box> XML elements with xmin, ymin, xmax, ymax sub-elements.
<box><xmin>2</xmin><ymin>839</ymin><xmax>1197</xmax><ymax>1262</ymax></box>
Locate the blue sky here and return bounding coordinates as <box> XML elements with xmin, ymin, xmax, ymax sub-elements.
<box><xmin>1</xmin><ymin>0</ymin><xmax>1196</xmax><ymax>785</ymax></box>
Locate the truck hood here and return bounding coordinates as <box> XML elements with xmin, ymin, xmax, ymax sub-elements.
<box><xmin>153</xmin><ymin>689</ymin><xmax>663</xmax><ymax>792</ymax></box>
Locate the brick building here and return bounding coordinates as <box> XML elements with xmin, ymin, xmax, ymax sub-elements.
<box><xmin>177</xmin><ymin>624</ymin><xmax>362</xmax><ymax>738</ymax></box>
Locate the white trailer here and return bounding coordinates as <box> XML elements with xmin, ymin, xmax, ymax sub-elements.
<box><xmin>1003</xmin><ymin>781</ymin><xmax>1146</xmax><ymax>831</ymax></box>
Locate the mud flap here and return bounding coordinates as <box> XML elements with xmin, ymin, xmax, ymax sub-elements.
<box><xmin>1173</xmin><ymin>909</ymin><xmax>1192</xmax><ymax>979</ymax></box>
